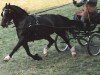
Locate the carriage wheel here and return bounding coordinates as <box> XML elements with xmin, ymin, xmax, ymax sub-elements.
<box><xmin>77</xmin><ymin>37</ymin><xmax>89</xmax><ymax>46</ymax></box>
<box><xmin>55</xmin><ymin>35</ymin><xmax>68</xmax><ymax>52</ymax></box>
<box><xmin>87</xmin><ymin>33</ymin><xmax>100</xmax><ymax>56</ymax></box>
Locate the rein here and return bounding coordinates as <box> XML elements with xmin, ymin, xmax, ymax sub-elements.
<box><xmin>27</xmin><ymin>15</ymin><xmax>76</xmax><ymax>29</ymax></box>
<box><xmin>86</xmin><ymin>6</ymin><xmax>92</xmax><ymax>24</ymax></box>
<box><xmin>31</xmin><ymin>24</ymin><xmax>75</xmax><ymax>29</ymax></box>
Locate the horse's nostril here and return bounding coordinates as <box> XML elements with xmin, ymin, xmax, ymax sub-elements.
<box><xmin>1</xmin><ymin>23</ymin><xmax>6</xmax><ymax>28</ymax></box>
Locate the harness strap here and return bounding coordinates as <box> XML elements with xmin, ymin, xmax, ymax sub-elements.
<box><xmin>28</xmin><ymin>14</ymin><xmax>40</xmax><ymax>28</ymax></box>
<box><xmin>32</xmin><ymin>14</ymin><xmax>40</xmax><ymax>25</ymax></box>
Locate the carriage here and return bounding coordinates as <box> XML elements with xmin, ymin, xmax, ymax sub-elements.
<box><xmin>55</xmin><ymin>9</ymin><xmax>100</xmax><ymax>56</ymax></box>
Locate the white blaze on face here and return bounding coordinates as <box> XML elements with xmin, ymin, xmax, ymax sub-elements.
<box><xmin>2</xmin><ymin>9</ymin><xmax>6</xmax><ymax>16</ymax></box>
<box><xmin>2</xmin><ymin>9</ymin><xmax>9</xmax><ymax>17</ymax></box>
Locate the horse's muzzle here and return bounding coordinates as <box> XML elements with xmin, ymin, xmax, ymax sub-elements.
<box><xmin>1</xmin><ymin>23</ymin><xmax>8</xmax><ymax>28</ymax></box>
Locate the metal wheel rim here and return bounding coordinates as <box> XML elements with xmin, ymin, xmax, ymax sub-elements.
<box><xmin>56</xmin><ymin>36</ymin><xmax>68</xmax><ymax>51</ymax></box>
<box><xmin>89</xmin><ymin>35</ymin><xmax>100</xmax><ymax>55</ymax></box>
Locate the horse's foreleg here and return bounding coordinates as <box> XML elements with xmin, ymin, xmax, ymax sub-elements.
<box><xmin>43</xmin><ymin>36</ymin><xmax>55</xmax><ymax>57</ymax></box>
<box><xmin>4</xmin><ymin>39</ymin><xmax>24</xmax><ymax>61</ymax></box>
<box><xmin>23</xmin><ymin>43</ymin><xmax>42</xmax><ymax>60</ymax></box>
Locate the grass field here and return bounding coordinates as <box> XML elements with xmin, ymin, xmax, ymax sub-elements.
<box><xmin>0</xmin><ymin>0</ymin><xmax>100</xmax><ymax>75</ymax></box>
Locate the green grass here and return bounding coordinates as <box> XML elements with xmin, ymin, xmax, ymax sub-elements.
<box><xmin>0</xmin><ymin>2</ymin><xmax>100</xmax><ymax>75</ymax></box>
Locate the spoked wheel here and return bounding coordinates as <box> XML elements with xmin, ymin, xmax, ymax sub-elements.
<box><xmin>55</xmin><ymin>35</ymin><xmax>68</xmax><ymax>52</ymax></box>
<box><xmin>77</xmin><ymin>37</ymin><xmax>89</xmax><ymax>46</ymax></box>
<box><xmin>87</xmin><ymin>33</ymin><xmax>100</xmax><ymax>56</ymax></box>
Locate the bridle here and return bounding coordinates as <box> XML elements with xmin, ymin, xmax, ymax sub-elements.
<box><xmin>1</xmin><ymin>8</ymin><xmax>14</xmax><ymax>27</ymax></box>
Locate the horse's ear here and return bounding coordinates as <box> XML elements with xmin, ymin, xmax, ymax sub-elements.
<box><xmin>8</xmin><ymin>3</ymin><xmax>11</xmax><ymax>7</ymax></box>
<box><xmin>8</xmin><ymin>3</ymin><xmax>10</xmax><ymax>6</ymax></box>
<box><xmin>5</xmin><ymin>3</ymin><xmax>7</xmax><ymax>6</ymax></box>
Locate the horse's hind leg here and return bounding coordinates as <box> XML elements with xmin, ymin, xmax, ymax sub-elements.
<box><xmin>23</xmin><ymin>43</ymin><xmax>42</xmax><ymax>60</ymax></box>
<box><xmin>43</xmin><ymin>36</ymin><xmax>55</xmax><ymax>57</ymax></box>
<box><xmin>56</xmin><ymin>31</ymin><xmax>76</xmax><ymax>57</ymax></box>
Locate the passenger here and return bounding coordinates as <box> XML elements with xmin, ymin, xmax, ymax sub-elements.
<box><xmin>73</xmin><ymin>0</ymin><xmax>98</xmax><ymax>22</ymax></box>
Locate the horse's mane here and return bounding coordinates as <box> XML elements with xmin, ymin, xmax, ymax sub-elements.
<box><xmin>10</xmin><ymin>5</ymin><xmax>28</xmax><ymax>16</ymax></box>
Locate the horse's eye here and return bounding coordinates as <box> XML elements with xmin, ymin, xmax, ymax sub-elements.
<box><xmin>9</xmin><ymin>11</ymin><xmax>11</xmax><ymax>14</ymax></box>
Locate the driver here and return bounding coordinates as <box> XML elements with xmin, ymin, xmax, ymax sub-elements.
<box><xmin>73</xmin><ymin>0</ymin><xmax>98</xmax><ymax>23</ymax></box>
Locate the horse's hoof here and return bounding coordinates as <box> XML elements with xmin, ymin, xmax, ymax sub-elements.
<box><xmin>72</xmin><ymin>53</ymin><xmax>77</xmax><ymax>58</ymax></box>
<box><xmin>34</xmin><ymin>54</ymin><xmax>42</xmax><ymax>60</ymax></box>
<box><xmin>43</xmin><ymin>48</ymin><xmax>48</xmax><ymax>57</ymax></box>
<box><xmin>44</xmin><ymin>53</ymin><xmax>48</xmax><ymax>57</ymax></box>
<box><xmin>3</xmin><ymin>55</ymin><xmax>11</xmax><ymax>61</ymax></box>
<box><xmin>70</xmin><ymin>46</ymin><xmax>77</xmax><ymax>57</ymax></box>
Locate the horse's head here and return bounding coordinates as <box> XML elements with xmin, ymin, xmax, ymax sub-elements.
<box><xmin>1</xmin><ymin>3</ymin><xmax>14</xmax><ymax>28</ymax></box>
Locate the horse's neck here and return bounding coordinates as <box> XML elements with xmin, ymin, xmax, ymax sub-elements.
<box><xmin>13</xmin><ymin>14</ymin><xmax>28</xmax><ymax>28</ymax></box>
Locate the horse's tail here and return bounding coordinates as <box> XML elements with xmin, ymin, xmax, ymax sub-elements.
<box><xmin>68</xmin><ymin>20</ymin><xmax>84</xmax><ymax>29</ymax></box>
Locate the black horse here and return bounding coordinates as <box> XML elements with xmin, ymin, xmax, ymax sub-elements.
<box><xmin>2</xmin><ymin>3</ymin><xmax>99</xmax><ymax>61</ymax></box>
